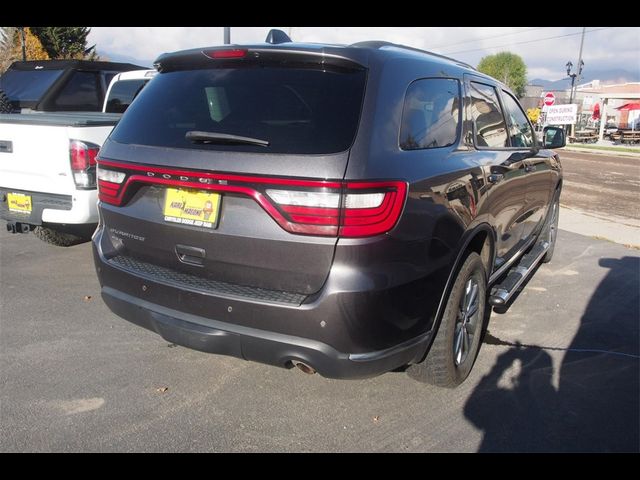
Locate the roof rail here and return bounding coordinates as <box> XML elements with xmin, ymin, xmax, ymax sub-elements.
<box><xmin>349</xmin><ymin>40</ymin><xmax>476</xmax><ymax>70</ymax></box>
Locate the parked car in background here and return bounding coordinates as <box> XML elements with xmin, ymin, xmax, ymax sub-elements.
<box><xmin>0</xmin><ymin>66</ymin><xmax>153</xmax><ymax>246</ymax></box>
<box><xmin>93</xmin><ymin>32</ymin><xmax>564</xmax><ymax>387</ymax></box>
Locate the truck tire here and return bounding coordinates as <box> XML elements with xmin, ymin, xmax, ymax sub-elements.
<box><xmin>541</xmin><ymin>190</ymin><xmax>560</xmax><ymax>263</ymax></box>
<box><xmin>407</xmin><ymin>252</ymin><xmax>487</xmax><ymax>387</ymax></box>
<box><xmin>33</xmin><ymin>226</ymin><xmax>91</xmax><ymax>247</ymax></box>
<box><xmin>0</xmin><ymin>90</ymin><xmax>12</xmax><ymax>113</ymax></box>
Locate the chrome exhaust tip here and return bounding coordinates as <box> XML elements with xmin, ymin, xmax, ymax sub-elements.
<box><xmin>293</xmin><ymin>361</ymin><xmax>316</xmax><ymax>375</ymax></box>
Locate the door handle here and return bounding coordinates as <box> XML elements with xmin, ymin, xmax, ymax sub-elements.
<box><xmin>525</xmin><ymin>164</ymin><xmax>537</xmax><ymax>173</ymax></box>
<box><xmin>175</xmin><ymin>244</ymin><xmax>205</xmax><ymax>266</ymax></box>
<box><xmin>487</xmin><ymin>173</ymin><xmax>504</xmax><ymax>184</ymax></box>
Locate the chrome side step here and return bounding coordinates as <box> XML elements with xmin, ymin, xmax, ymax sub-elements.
<box><xmin>489</xmin><ymin>240</ymin><xmax>549</xmax><ymax>306</ymax></box>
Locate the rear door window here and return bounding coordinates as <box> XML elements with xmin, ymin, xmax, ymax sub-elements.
<box><xmin>110</xmin><ymin>67</ymin><xmax>366</xmax><ymax>155</ymax></box>
<box><xmin>469</xmin><ymin>82</ymin><xmax>508</xmax><ymax>148</ymax></box>
<box><xmin>400</xmin><ymin>78</ymin><xmax>460</xmax><ymax>150</ymax></box>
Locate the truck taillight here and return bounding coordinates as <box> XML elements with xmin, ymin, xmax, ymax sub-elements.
<box><xmin>69</xmin><ymin>140</ymin><xmax>99</xmax><ymax>189</ymax></box>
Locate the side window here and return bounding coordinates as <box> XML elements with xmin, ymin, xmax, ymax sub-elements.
<box><xmin>501</xmin><ymin>91</ymin><xmax>534</xmax><ymax>148</ymax></box>
<box><xmin>54</xmin><ymin>71</ymin><xmax>101</xmax><ymax>111</ymax></box>
<box><xmin>105</xmin><ymin>79</ymin><xmax>148</xmax><ymax>113</ymax></box>
<box><xmin>400</xmin><ymin>78</ymin><xmax>460</xmax><ymax>150</ymax></box>
<box><xmin>469</xmin><ymin>82</ymin><xmax>508</xmax><ymax>148</ymax></box>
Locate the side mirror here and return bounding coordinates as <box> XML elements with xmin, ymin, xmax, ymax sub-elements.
<box><xmin>542</xmin><ymin>126</ymin><xmax>566</xmax><ymax>149</ymax></box>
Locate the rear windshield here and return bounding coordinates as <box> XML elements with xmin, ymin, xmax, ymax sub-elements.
<box><xmin>0</xmin><ymin>69</ymin><xmax>64</xmax><ymax>102</ymax></box>
<box><xmin>110</xmin><ymin>66</ymin><xmax>367</xmax><ymax>154</ymax></box>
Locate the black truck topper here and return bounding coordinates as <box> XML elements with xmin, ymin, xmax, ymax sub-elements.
<box><xmin>0</xmin><ymin>59</ymin><xmax>146</xmax><ymax>112</ymax></box>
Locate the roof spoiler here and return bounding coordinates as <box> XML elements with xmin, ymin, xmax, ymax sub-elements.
<box><xmin>265</xmin><ymin>29</ymin><xmax>292</xmax><ymax>44</ymax></box>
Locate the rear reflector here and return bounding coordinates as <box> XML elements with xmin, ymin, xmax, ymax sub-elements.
<box><xmin>96</xmin><ymin>159</ymin><xmax>407</xmax><ymax>238</ymax></box>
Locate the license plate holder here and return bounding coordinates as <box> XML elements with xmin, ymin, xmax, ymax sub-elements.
<box><xmin>163</xmin><ymin>188</ymin><xmax>221</xmax><ymax>229</ymax></box>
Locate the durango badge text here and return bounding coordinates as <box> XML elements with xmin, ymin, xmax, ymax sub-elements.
<box><xmin>92</xmin><ymin>30</ymin><xmax>565</xmax><ymax>386</ymax></box>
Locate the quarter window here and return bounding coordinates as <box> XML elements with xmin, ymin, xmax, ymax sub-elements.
<box><xmin>399</xmin><ymin>78</ymin><xmax>460</xmax><ymax>150</ymax></box>
<box><xmin>470</xmin><ymin>82</ymin><xmax>508</xmax><ymax>148</ymax></box>
<box><xmin>501</xmin><ymin>91</ymin><xmax>534</xmax><ymax>148</ymax></box>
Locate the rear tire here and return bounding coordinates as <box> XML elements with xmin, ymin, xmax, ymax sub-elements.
<box><xmin>33</xmin><ymin>225</ymin><xmax>93</xmax><ymax>247</ymax></box>
<box><xmin>407</xmin><ymin>252</ymin><xmax>486</xmax><ymax>388</ymax></box>
<box><xmin>0</xmin><ymin>90</ymin><xmax>12</xmax><ymax>113</ymax></box>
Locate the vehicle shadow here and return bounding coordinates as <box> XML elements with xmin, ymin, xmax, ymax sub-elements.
<box><xmin>464</xmin><ymin>256</ymin><xmax>640</xmax><ymax>452</ymax></box>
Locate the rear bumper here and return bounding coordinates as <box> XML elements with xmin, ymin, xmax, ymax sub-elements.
<box><xmin>0</xmin><ymin>187</ymin><xmax>97</xmax><ymax>225</ymax></box>
<box><xmin>93</xmin><ymin>227</ymin><xmax>433</xmax><ymax>379</ymax></box>
<box><xmin>101</xmin><ymin>286</ymin><xmax>429</xmax><ymax>379</ymax></box>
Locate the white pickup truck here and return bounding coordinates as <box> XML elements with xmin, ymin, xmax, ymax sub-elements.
<box><xmin>0</xmin><ymin>66</ymin><xmax>154</xmax><ymax>246</ymax></box>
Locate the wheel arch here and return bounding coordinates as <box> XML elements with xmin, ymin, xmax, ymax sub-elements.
<box><xmin>413</xmin><ymin>223</ymin><xmax>495</xmax><ymax>363</ymax></box>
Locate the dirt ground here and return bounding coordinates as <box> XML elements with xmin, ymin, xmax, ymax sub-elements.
<box><xmin>559</xmin><ymin>150</ymin><xmax>640</xmax><ymax>221</ymax></box>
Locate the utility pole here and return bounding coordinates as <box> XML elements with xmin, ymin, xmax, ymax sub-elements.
<box><xmin>20</xmin><ymin>27</ymin><xmax>26</xmax><ymax>61</ymax></box>
<box><xmin>571</xmin><ymin>27</ymin><xmax>587</xmax><ymax>133</ymax></box>
<box><xmin>573</xmin><ymin>27</ymin><xmax>586</xmax><ymax>103</ymax></box>
<box><xmin>568</xmin><ymin>27</ymin><xmax>586</xmax><ymax>137</ymax></box>
<box><xmin>224</xmin><ymin>27</ymin><xmax>230</xmax><ymax>45</ymax></box>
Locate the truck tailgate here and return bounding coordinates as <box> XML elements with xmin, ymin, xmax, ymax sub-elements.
<box><xmin>0</xmin><ymin>120</ymin><xmax>116</xmax><ymax>195</ymax></box>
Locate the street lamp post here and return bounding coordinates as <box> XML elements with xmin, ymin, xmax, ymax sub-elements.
<box><xmin>566</xmin><ymin>59</ymin><xmax>584</xmax><ymax>135</ymax></box>
<box><xmin>566</xmin><ymin>60</ymin><xmax>584</xmax><ymax>105</ymax></box>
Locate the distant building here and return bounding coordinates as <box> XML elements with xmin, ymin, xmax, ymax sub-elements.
<box><xmin>520</xmin><ymin>84</ymin><xmax>544</xmax><ymax>110</ymax></box>
<box><xmin>575</xmin><ymin>82</ymin><xmax>640</xmax><ymax>130</ymax></box>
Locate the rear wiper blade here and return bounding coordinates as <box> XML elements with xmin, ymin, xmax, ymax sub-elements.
<box><xmin>185</xmin><ymin>130</ymin><xmax>270</xmax><ymax>147</ymax></box>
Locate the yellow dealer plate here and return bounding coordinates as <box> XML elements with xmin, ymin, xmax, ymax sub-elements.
<box><xmin>7</xmin><ymin>192</ymin><xmax>32</xmax><ymax>213</ymax></box>
<box><xmin>163</xmin><ymin>188</ymin><xmax>220</xmax><ymax>229</ymax></box>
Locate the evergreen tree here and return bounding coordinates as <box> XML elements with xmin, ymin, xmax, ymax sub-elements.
<box><xmin>31</xmin><ymin>27</ymin><xmax>91</xmax><ymax>59</ymax></box>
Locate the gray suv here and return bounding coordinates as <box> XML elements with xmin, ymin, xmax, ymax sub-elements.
<box><xmin>93</xmin><ymin>34</ymin><xmax>564</xmax><ymax>387</ymax></box>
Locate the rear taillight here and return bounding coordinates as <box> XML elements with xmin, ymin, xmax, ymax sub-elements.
<box><xmin>70</xmin><ymin>140</ymin><xmax>99</xmax><ymax>189</ymax></box>
<box><xmin>97</xmin><ymin>166</ymin><xmax>126</xmax><ymax>204</ymax></box>
<box><xmin>96</xmin><ymin>159</ymin><xmax>407</xmax><ymax>238</ymax></box>
<box><xmin>266</xmin><ymin>182</ymin><xmax>406</xmax><ymax>237</ymax></box>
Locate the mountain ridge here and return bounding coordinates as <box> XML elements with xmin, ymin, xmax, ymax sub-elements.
<box><xmin>529</xmin><ymin>68</ymin><xmax>640</xmax><ymax>90</ymax></box>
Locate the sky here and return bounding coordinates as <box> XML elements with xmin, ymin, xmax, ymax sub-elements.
<box><xmin>88</xmin><ymin>27</ymin><xmax>640</xmax><ymax>81</ymax></box>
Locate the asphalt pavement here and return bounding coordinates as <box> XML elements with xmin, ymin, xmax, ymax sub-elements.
<box><xmin>1</xmin><ymin>228</ymin><xmax>638</xmax><ymax>452</ymax></box>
